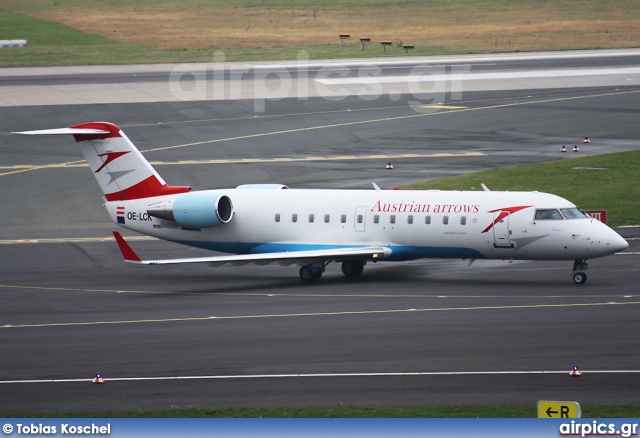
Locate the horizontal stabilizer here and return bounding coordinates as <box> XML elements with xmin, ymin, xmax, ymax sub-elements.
<box><xmin>16</xmin><ymin>122</ymin><xmax>190</xmax><ymax>200</ymax></box>
<box><xmin>13</xmin><ymin>128</ymin><xmax>109</xmax><ymax>136</ymax></box>
<box><xmin>112</xmin><ymin>232</ymin><xmax>389</xmax><ymax>266</ymax></box>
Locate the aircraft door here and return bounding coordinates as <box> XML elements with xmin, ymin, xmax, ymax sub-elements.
<box><xmin>492</xmin><ymin>211</ymin><xmax>513</xmax><ymax>247</ymax></box>
<box><xmin>354</xmin><ymin>206</ymin><xmax>366</xmax><ymax>232</ymax></box>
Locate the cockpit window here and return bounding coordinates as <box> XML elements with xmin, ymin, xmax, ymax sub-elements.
<box><xmin>560</xmin><ymin>208</ymin><xmax>590</xmax><ymax>219</ymax></box>
<box><xmin>534</xmin><ymin>209</ymin><xmax>563</xmax><ymax>220</ymax></box>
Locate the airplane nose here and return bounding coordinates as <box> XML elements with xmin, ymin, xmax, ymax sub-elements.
<box><xmin>606</xmin><ymin>232</ymin><xmax>629</xmax><ymax>253</ymax></box>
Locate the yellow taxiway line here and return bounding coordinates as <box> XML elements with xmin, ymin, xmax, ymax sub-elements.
<box><xmin>3</xmin><ymin>88</ymin><xmax>639</xmax><ymax>178</ymax></box>
<box><xmin>2</xmin><ymin>300</ymin><xmax>639</xmax><ymax>329</ymax></box>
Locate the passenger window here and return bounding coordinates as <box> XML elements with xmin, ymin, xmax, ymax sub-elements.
<box><xmin>275</xmin><ymin>213</ymin><xmax>280</xmax><ymax>223</ymax></box>
<box><xmin>535</xmin><ymin>209</ymin><xmax>563</xmax><ymax>220</ymax></box>
<box><xmin>390</xmin><ymin>215</ymin><xmax>396</xmax><ymax>224</ymax></box>
<box><xmin>373</xmin><ymin>215</ymin><xmax>379</xmax><ymax>224</ymax></box>
<box><xmin>460</xmin><ymin>216</ymin><xmax>466</xmax><ymax>225</ymax></box>
<box><xmin>324</xmin><ymin>214</ymin><xmax>330</xmax><ymax>223</ymax></box>
<box><xmin>309</xmin><ymin>214</ymin><xmax>315</xmax><ymax>223</ymax></box>
<box><xmin>341</xmin><ymin>214</ymin><xmax>347</xmax><ymax>223</ymax></box>
<box><xmin>407</xmin><ymin>215</ymin><xmax>413</xmax><ymax>224</ymax></box>
<box><xmin>443</xmin><ymin>215</ymin><xmax>449</xmax><ymax>225</ymax></box>
<box><xmin>357</xmin><ymin>215</ymin><xmax>363</xmax><ymax>224</ymax></box>
<box><xmin>292</xmin><ymin>213</ymin><xmax>297</xmax><ymax>223</ymax></box>
<box><xmin>425</xmin><ymin>215</ymin><xmax>431</xmax><ymax>225</ymax></box>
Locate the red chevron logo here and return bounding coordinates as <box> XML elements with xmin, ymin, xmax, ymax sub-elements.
<box><xmin>95</xmin><ymin>151</ymin><xmax>130</xmax><ymax>173</ymax></box>
<box><xmin>481</xmin><ymin>205</ymin><xmax>532</xmax><ymax>233</ymax></box>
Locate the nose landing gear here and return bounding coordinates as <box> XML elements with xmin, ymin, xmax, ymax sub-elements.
<box><xmin>572</xmin><ymin>259</ymin><xmax>589</xmax><ymax>284</ymax></box>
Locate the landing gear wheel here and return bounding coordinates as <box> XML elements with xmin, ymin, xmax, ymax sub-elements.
<box><xmin>341</xmin><ymin>261</ymin><xmax>365</xmax><ymax>277</ymax></box>
<box><xmin>572</xmin><ymin>259</ymin><xmax>589</xmax><ymax>284</ymax></box>
<box><xmin>299</xmin><ymin>266</ymin><xmax>322</xmax><ymax>282</ymax></box>
<box><xmin>572</xmin><ymin>272</ymin><xmax>587</xmax><ymax>284</ymax></box>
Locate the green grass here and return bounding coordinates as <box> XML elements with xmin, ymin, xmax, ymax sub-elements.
<box><xmin>1</xmin><ymin>0</ymin><xmax>640</xmax><ymax>66</ymax></box>
<box><xmin>5</xmin><ymin>404</ymin><xmax>640</xmax><ymax>418</ymax></box>
<box><xmin>0</xmin><ymin>9</ymin><xmax>102</xmax><ymax>46</ymax></box>
<box><xmin>403</xmin><ymin>151</ymin><xmax>640</xmax><ymax>228</ymax></box>
<box><xmin>0</xmin><ymin>9</ymin><xmax>195</xmax><ymax>66</ymax></box>
<box><xmin>0</xmin><ymin>8</ymin><xmax>461</xmax><ymax>65</ymax></box>
<box><xmin>0</xmin><ymin>8</ymin><xmax>500</xmax><ymax>66</ymax></box>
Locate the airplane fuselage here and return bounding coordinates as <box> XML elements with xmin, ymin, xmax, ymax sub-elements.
<box><xmin>105</xmin><ymin>188</ymin><xmax>625</xmax><ymax>262</ymax></box>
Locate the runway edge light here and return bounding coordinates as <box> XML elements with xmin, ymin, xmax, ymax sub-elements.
<box><xmin>92</xmin><ymin>373</ymin><xmax>105</xmax><ymax>384</ymax></box>
<box><xmin>569</xmin><ymin>365</ymin><xmax>582</xmax><ymax>376</ymax></box>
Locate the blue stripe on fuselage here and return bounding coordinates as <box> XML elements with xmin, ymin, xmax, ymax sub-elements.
<box><xmin>170</xmin><ymin>240</ymin><xmax>486</xmax><ymax>261</ymax></box>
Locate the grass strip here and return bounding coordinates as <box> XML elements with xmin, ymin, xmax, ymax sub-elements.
<box><xmin>2</xmin><ymin>0</ymin><xmax>640</xmax><ymax>66</ymax></box>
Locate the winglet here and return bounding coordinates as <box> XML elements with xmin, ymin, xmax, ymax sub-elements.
<box><xmin>113</xmin><ymin>231</ymin><xmax>142</xmax><ymax>263</ymax></box>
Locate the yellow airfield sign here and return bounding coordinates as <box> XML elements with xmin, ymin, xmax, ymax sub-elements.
<box><xmin>538</xmin><ymin>400</ymin><xmax>581</xmax><ymax>418</ymax></box>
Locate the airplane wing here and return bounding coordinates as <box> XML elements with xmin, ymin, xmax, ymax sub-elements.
<box><xmin>113</xmin><ymin>232</ymin><xmax>390</xmax><ymax>267</ymax></box>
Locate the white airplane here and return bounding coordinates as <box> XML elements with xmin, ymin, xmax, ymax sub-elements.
<box><xmin>15</xmin><ymin>122</ymin><xmax>628</xmax><ymax>284</ymax></box>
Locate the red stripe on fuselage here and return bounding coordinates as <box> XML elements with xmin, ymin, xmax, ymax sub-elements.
<box><xmin>104</xmin><ymin>175</ymin><xmax>190</xmax><ymax>201</ymax></box>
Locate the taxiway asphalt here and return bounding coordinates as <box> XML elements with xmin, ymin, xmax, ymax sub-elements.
<box><xmin>1</xmin><ymin>51</ymin><xmax>639</xmax><ymax>414</ymax></box>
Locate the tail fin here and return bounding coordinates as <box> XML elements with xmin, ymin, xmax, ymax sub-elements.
<box><xmin>14</xmin><ymin>122</ymin><xmax>190</xmax><ymax>201</ymax></box>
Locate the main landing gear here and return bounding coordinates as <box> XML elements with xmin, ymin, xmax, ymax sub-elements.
<box><xmin>299</xmin><ymin>265</ymin><xmax>324</xmax><ymax>282</ymax></box>
<box><xmin>341</xmin><ymin>260</ymin><xmax>365</xmax><ymax>277</ymax></box>
<box><xmin>299</xmin><ymin>261</ymin><xmax>366</xmax><ymax>282</ymax></box>
<box><xmin>572</xmin><ymin>259</ymin><xmax>589</xmax><ymax>284</ymax></box>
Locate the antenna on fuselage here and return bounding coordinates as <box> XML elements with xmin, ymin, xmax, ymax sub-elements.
<box><xmin>481</xmin><ymin>183</ymin><xmax>490</xmax><ymax>192</ymax></box>
<box><xmin>372</xmin><ymin>182</ymin><xmax>381</xmax><ymax>191</ymax></box>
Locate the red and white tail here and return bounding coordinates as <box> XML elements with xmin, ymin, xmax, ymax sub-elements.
<box><xmin>14</xmin><ymin>122</ymin><xmax>190</xmax><ymax>201</ymax></box>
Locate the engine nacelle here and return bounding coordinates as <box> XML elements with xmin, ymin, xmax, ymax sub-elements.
<box><xmin>147</xmin><ymin>192</ymin><xmax>233</xmax><ymax>229</ymax></box>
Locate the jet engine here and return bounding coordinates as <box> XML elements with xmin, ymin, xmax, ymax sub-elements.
<box><xmin>147</xmin><ymin>192</ymin><xmax>233</xmax><ymax>229</ymax></box>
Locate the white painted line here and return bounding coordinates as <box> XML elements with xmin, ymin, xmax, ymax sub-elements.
<box><xmin>2</xmin><ymin>370</ymin><xmax>640</xmax><ymax>384</ymax></box>
<box><xmin>4</xmin><ymin>49</ymin><xmax>640</xmax><ymax>79</ymax></box>
<box><xmin>315</xmin><ymin>67</ymin><xmax>640</xmax><ymax>85</ymax></box>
